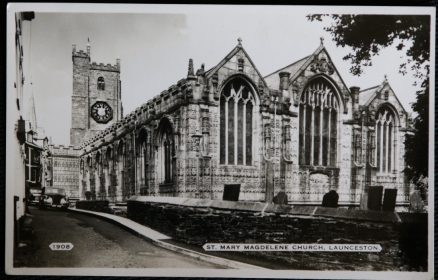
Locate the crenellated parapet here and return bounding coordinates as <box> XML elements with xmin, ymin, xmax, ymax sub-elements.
<box><xmin>78</xmin><ymin>75</ymin><xmax>197</xmax><ymax>153</ymax></box>
<box><xmin>50</xmin><ymin>144</ymin><xmax>81</xmax><ymax>157</ymax></box>
<box><xmin>90</xmin><ymin>62</ymin><xmax>120</xmax><ymax>72</ymax></box>
<box><xmin>72</xmin><ymin>49</ymin><xmax>89</xmax><ymax>59</ymax></box>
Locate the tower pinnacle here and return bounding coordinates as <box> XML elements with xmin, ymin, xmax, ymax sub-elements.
<box><xmin>187</xmin><ymin>58</ymin><xmax>196</xmax><ymax>80</ymax></box>
<box><xmin>86</xmin><ymin>37</ymin><xmax>91</xmax><ymax>56</ymax></box>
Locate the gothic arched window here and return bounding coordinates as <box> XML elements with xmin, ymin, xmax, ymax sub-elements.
<box><xmin>105</xmin><ymin>147</ymin><xmax>112</xmax><ymax>168</ymax></box>
<box><xmin>137</xmin><ymin>128</ymin><xmax>149</xmax><ymax>191</ymax></box>
<box><xmin>97</xmin><ymin>76</ymin><xmax>105</xmax><ymax>90</ymax></box>
<box><xmin>375</xmin><ymin>107</ymin><xmax>397</xmax><ymax>174</ymax></box>
<box><xmin>219</xmin><ymin>77</ymin><xmax>255</xmax><ymax>165</ymax></box>
<box><xmin>117</xmin><ymin>141</ymin><xmax>124</xmax><ymax>181</ymax></box>
<box><xmin>158</xmin><ymin>119</ymin><xmax>174</xmax><ymax>184</ymax></box>
<box><xmin>299</xmin><ymin>79</ymin><xmax>339</xmax><ymax>167</ymax></box>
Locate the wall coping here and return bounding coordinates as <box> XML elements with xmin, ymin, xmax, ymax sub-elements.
<box><xmin>129</xmin><ymin>196</ymin><xmax>402</xmax><ymax>224</ymax></box>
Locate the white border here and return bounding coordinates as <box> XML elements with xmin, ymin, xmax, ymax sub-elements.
<box><xmin>6</xmin><ymin>3</ymin><xmax>435</xmax><ymax>279</ymax></box>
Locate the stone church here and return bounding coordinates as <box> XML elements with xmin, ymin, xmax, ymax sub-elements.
<box><xmin>74</xmin><ymin>39</ymin><xmax>413</xmax><ymax>206</ymax></box>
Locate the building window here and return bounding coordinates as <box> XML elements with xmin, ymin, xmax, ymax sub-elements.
<box><xmin>299</xmin><ymin>79</ymin><xmax>339</xmax><ymax>167</ymax></box>
<box><xmin>158</xmin><ymin>119</ymin><xmax>174</xmax><ymax>183</ymax></box>
<box><xmin>97</xmin><ymin>76</ymin><xmax>105</xmax><ymax>90</ymax></box>
<box><xmin>137</xmin><ymin>128</ymin><xmax>149</xmax><ymax>190</ymax></box>
<box><xmin>117</xmin><ymin>141</ymin><xmax>124</xmax><ymax>188</ymax></box>
<box><xmin>31</xmin><ymin>167</ymin><xmax>38</xmax><ymax>182</ymax></box>
<box><xmin>219</xmin><ymin>77</ymin><xmax>255</xmax><ymax>165</ymax></box>
<box><xmin>368</xmin><ymin>131</ymin><xmax>376</xmax><ymax>165</ymax></box>
<box><xmin>375</xmin><ymin>107</ymin><xmax>397</xmax><ymax>174</ymax></box>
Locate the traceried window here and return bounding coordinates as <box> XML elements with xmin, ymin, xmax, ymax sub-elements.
<box><xmin>97</xmin><ymin>76</ymin><xmax>105</xmax><ymax>90</ymax></box>
<box><xmin>219</xmin><ymin>78</ymin><xmax>255</xmax><ymax>165</ymax></box>
<box><xmin>299</xmin><ymin>79</ymin><xmax>339</xmax><ymax>167</ymax></box>
<box><xmin>158</xmin><ymin>119</ymin><xmax>174</xmax><ymax>183</ymax></box>
<box><xmin>375</xmin><ymin>107</ymin><xmax>397</xmax><ymax>174</ymax></box>
<box><xmin>137</xmin><ymin>129</ymin><xmax>149</xmax><ymax>189</ymax></box>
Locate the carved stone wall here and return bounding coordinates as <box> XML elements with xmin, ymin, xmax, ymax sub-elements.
<box><xmin>49</xmin><ymin>145</ymin><xmax>81</xmax><ymax>199</ymax></box>
<box><xmin>76</xmin><ymin>43</ymin><xmax>410</xmax><ymax>206</ymax></box>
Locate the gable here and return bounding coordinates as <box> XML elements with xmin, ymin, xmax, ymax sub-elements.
<box><xmin>279</xmin><ymin>46</ymin><xmax>352</xmax><ymax>113</ymax></box>
<box><xmin>264</xmin><ymin>55</ymin><xmax>309</xmax><ymax>90</ymax></box>
<box><xmin>293</xmin><ymin>48</ymin><xmax>351</xmax><ymax>95</ymax></box>
<box><xmin>206</xmin><ymin>44</ymin><xmax>267</xmax><ymax>93</ymax></box>
<box><xmin>358</xmin><ymin>85</ymin><xmax>380</xmax><ymax>105</ymax></box>
<box><xmin>366</xmin><ymin>82</ymin><xmax>408</xmax><ymax>116</ymax></box>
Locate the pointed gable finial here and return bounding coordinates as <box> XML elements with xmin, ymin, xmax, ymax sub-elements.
<box><xmin>320</xmin><ymin>36</ymin><xmax>324</xmax><ymax>46</ymax></box>
<box><xmin>86</xmin><ymin>37</ymin><xmax>91</xmax><ymax>56</ymax></box>
<box><xmin>384</xmin><ymin>74</ymin><xmax>388</xmax><ymax>82</ymax></box>
<box><xmin>187</xmin><ymin>58</ymin><xmax>196</xmax><ymax>80</ymax></box>
<box><xmin>237</xmin><ymin>37</ymin><xmax>242</xmax><ymax>47</ymax></box>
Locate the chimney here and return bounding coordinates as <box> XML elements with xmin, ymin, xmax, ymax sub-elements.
<box><xmin>350</xmin><ymin>86</ymin><xmax>360</xmax><ymax>103</ymax></box>
<box><xmin>279</xmin><ymin>72</ymin><xmax>290</xmax><ymax>91</ymax></box>
<box><xmin>72</xmin><ymin>44</ymin><xmax>76</xmax><ymax>54</ymax></box>
<box><xmin>350</xmin><ymin>86</ymin><xmax>360</xmax><ymax>114</ymax></box>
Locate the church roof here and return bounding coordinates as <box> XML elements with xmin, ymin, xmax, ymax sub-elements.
<box><xmin>358</xmin><ymin>80</ymin><xmax>408</xmax><ymax>114</ymax></box>
<box><xmin>205</xmin><ymin>39</ymin><xmax>268</xmax><ymax>87</ymax></box>
<box><xmin>359</xmin><ymin>85</ymin><xmax>380</xmax><ymax>105</ymax></box>
<box><xmin>264</xmin><ymin>55</ymin><xmax>310</xmax><ymax>90</ymax></box>
<box><xmin>263</xmin><ymin>41</ymin><xmax>351</xmax><ymax>97</ymax></box>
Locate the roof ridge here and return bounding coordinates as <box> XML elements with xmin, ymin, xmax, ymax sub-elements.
<box><xmin>359</xmin><ymin>85</ymin><xmax>380</xmax><ymax>93</ymax></box>
<box><xmin>264</xmin><ymin>55</ymin><xmax>310</xmax><ymax>78</ymax></box>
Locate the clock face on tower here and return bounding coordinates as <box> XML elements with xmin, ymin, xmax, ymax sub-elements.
<box><xmin>91</xmin><ymin>101</ymin><xmax>113</xmax><ymax>124</ymax></box>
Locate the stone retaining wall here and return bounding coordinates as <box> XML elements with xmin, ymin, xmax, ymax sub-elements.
<box><xmin>127</xmin><ymin>196</ymin><xmax>427</xmax><ymax>271</ymax></box>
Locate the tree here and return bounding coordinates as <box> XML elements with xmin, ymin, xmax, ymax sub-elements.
<box><xmin>404</xmin><ymin>77</ymin><xmax>429</xmax><ymax>185</ymax></box>
<box><xmin>307</xmin><ymin>14</ymin><xmax>430</xmax><ymax>184</ymax></box>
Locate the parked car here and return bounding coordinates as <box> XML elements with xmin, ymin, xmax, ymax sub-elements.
<box><xmin>29</xmin><ymin>188</ymin><xmax>42</xmax><ymax>206</ymax></box>
<box><xmin>40</xmin><ymin>187</ymin><xmax>69</xmax><ymax>209</ymax></box>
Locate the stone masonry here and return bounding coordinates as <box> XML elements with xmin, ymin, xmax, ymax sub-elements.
<box><xmin>70</xmin><ymin>43</ymin><xmax>122</xmax><ymax>147</ymax></box>
<box><xmin>126</xmin><ymin>196</ymin><xmax>427</xmax><ymax>271</ymax></box>
<box><xmin>76</xmin><ymin>39</ymin><xmax>413</xmax><ymax>206</ymax></box>
<box><xmin>49</xmin><ymin>145</ymin><xmax>81</xmax><ymax>199</ymax></box>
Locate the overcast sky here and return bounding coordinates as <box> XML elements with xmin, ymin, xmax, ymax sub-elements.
<box><xmin>18</xmin><ymin>5</ymin><xmax>430</xmax><ymax>145</ymax></box>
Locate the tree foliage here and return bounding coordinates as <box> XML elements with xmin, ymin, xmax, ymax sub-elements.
<box><xmin>307</xmin><ymin>15</ymin><xmax>430</xmax><ymax>79</ymax></box>
<box><xmin>307</xmin><ymin>14</ymin><xmax>430</xmax><ymax>182</ymax></box>
<box><xmin>404</xmin><ymin>78</ymin><xmax>429</xmax><ymax>183</ymax></box>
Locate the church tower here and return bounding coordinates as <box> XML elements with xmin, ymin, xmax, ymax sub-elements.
<box><xmin>70</xmin><ymin>41</ymin><xmax>123</xmax><ymax>147</ymax></box>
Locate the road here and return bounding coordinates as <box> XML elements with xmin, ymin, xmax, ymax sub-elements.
<box><xmin>18</xmin><ymin>206</ymin><xmax>225</xmax><ymax>268</ymax></box>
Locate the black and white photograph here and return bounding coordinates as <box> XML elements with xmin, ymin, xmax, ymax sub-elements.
<box><xmin>5</xmin><ymin>3</ymin><xmax>434</xmax><ymax>279</ymax></box>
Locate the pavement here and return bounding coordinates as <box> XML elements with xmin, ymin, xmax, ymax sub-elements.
<box><xmin>69</xmin><ymin>207</ymin><xmax>265</xmax><ymax>270</ymax></box>
<box><xmin>14</xmin><ymin>207</ymin><xmax>247</xmax><ymax>269</ymax></box>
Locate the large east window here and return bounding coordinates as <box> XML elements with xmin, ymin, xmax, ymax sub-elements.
<box><xmin>375</xmin><ymin>107</ymin><xmax>397</xmax><ymax>174</ymax></box>
<box><xmin>219</xmin><ymin>78</ymin><xmax>255</xmax><ymax>165</ymax></box>
<box><xmin>299</xmin><ymin>79</ymin><xmax>339</xmax><ymax>167</ymax></box>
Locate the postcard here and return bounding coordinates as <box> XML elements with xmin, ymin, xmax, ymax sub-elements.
<box><xmin>5</xmin><ymin>3</ymin><xmax>435</xmax><ymax>279</ymax></box>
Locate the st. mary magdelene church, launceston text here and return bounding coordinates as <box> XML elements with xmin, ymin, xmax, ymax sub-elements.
<box><xmin>63</xmin><ymin>38</ymin><xmax>413</xmax><ymax>206</ymax></box>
